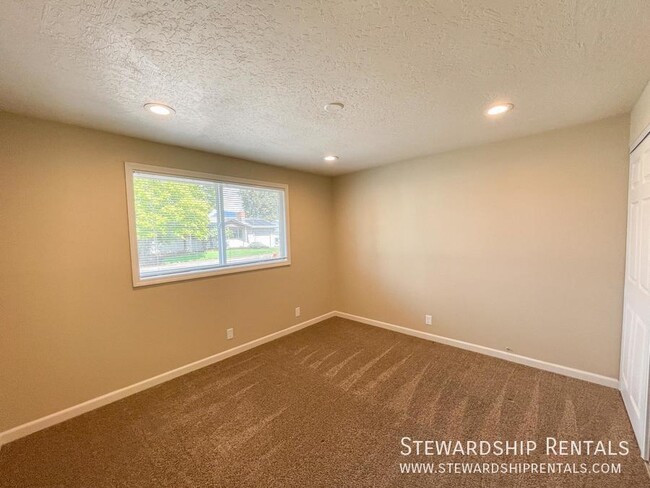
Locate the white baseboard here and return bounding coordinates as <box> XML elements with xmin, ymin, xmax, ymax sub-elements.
<box><xmin>334</xmin><ymin>311</ymin><xmax>619</xmax><ymax>389</ymax></box>
<box><xmin>1</xmin><ymin>309</ymin><xmax>618</xmax><ymax>447</ymax></box>
<box><xmin>0</xmin><ymin>311</ymin><xmax>335</xmax><ymax>447</ymax></box>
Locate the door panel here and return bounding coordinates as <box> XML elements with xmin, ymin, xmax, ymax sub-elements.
<box><xmin>642</xmin><ymin>199</ymin><xmax>650</xmax><ymax>293</ymax></box>
<box><xmin>621</xmin><ymin>135</ymin><xmax>650</xmax><ymax>460</ymax></box>
<box><xmin>628</xmin><ymin>202</ymin><xmax>639</xmax><ymax>282</ymax></box>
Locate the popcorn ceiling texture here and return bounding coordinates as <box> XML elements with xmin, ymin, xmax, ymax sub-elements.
<box><xmin>0</xmin><ymin>0</ymin><xmax>649</xmax><ymax>174</ymax></box>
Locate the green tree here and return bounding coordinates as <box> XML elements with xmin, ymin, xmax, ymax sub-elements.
<box><xmin>134</xmin><ymin>177</ymin><xmax>213</xmax><ymax>247</ymax></box>
<box><xmin>240</xmin><ymin>188</ymin><xmax>279</xmax><ymax>221</ymax></box>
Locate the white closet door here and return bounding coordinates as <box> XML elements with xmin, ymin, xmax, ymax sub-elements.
<box><xmin>621</xmin><ymin>132</ymin><xmax>650</xmax><ymax>460</ymax></box>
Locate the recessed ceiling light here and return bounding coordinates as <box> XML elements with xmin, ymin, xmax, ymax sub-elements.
<box><xmin>486</xmin><ymin>103</ymin><xmax>514</xmax><ymax>116</ymax></box>
<box><xmin>144</xmin><ymin>103</ymin><xmax>176</xmax><ymax>116</ymax></box>
<box><xmin>323</xmin><ymin>155</ymin><xmax>339</xmax><ymax>162</ymax></box>
<box><xmin>324</xmin><ymin>102</ymin><xmax>344</xmax><ymax>112</ymax></box>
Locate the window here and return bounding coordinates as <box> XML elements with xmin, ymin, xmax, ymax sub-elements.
<box><xmin>125</xmin><ymin>163</ymin><xmax>290</xmax><ymax>286</ymax></box>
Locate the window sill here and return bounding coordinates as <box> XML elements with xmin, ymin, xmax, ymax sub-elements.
<box><xmin>132</xmin><ymin>258</ymin><xmax>291</xmax><ymax>287</ymax></box>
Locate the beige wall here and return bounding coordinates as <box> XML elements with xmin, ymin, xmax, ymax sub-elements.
<box><xmin>333</xmin><ymin>115</ymin><xmax>629</xmax><ymax>378</ymax></box>
<box><xmin>631</xmin><ymin>80</ymin><xmax>650</xmax><ymax>144</ymax></box>
<box><xmin>0</xmin><ymin>111</ymin><xmax>632</xmax><ymax>433</ymax></box>
<box><xmin>0</xmin><ymin>113</ymin><xmax>334</xmax><ymax>432</ymax></box>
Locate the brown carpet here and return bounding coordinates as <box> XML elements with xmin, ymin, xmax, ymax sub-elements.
<box><xmin>1</xmin><ymin>317</ymin><xmax>648</xmax><ymax>487</ymax></box>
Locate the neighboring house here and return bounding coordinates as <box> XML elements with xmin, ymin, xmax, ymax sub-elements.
<box><xmin>208</xmin><ymin>209</ymin><xmax>279</xmax><ymax>248</ymax></box>
<box><xmin>225</xmin><ymin>217</ymin><xmax>279</xmax><ymax>248</ymax></box>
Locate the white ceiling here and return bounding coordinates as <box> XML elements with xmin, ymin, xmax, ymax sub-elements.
<box><xmin>1</xmin><ymin>1</ymin><xmax>649</xmax><ymax>175</ymax></box>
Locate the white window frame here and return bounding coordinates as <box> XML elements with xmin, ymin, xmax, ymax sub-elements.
<box><xmin>124</xmin><ymin>162</ymin><xmax>291</xmax><ymax>287</ymax></box>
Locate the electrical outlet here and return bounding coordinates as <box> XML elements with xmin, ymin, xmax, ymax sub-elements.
<box><xmin>226</xmin><ymin>328</ymin><xmax>234</xmax><ymax>340</ymax></box>
<box><xmin>295</xmin><ymin>307</ymin><xmax>301</xmax><ymax>318</ymax></box>
<box><xmin>425</xmin><ymin>314</ymin><xmax>432</xmax><ymax>326</ymax></box>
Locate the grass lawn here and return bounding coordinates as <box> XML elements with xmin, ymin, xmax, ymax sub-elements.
<box><xmin>161</xmin><ymin>247</ymin><xmax>279</xmax><ymax>265</ymax></box>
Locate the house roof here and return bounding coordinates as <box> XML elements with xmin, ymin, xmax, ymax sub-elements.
<box><xmin>225</xmin><ymin>218</ymin><xmax>278</xmax><ymax>229</ymax></box>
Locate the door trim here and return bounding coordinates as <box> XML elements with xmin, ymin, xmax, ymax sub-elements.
<box><xmin>630</xmin><ymin>121</ymin><xmax>650</xmax><ymax>155</ymax></box>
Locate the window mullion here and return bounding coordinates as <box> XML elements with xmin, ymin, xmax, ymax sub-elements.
<box><xmin>216</xmin><ymin>183</ymin><xmax>227</xmax><ymax>265</ymax></box>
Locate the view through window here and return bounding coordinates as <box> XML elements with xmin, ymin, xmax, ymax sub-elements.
<box><xmin>128</xmin><ymin>165</ymin><xmax>288</xmax><ymax>284</ymax></box>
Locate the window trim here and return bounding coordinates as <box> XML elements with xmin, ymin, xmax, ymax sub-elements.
<box><xmin>124</xmin><ymin>162</ymin><xmax>291</xmax><ymax>287</ymax></box>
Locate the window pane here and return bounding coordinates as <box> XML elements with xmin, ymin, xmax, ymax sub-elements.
<box><xmin>130</xmin><ymin>168</ymin><xmax>288</xmax><ymax>283</ymax></box>
<box><xmin>133</xmin><ymin>172</ymin><xmax>219</xmax><ymax>278</ymax></box>
<box><xmin>223</xmin><ymin>183</ymin><xmax>285</xmax><ymax>265</ymax></box>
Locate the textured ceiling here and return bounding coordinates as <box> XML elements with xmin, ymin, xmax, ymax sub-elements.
<box><xmin>1</xmin><ymin>1</ymin><xmax>649</xmax><ymax>175</ymax></box>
